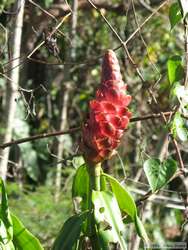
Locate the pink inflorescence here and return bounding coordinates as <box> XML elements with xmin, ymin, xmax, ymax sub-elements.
<box><xmin>82</xmin><ymin>50</ymin><xmax>132</xmax><ymax>164</ymax></box>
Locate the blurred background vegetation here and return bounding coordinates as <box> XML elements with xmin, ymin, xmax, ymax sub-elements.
<box><xmin>0</xmin><ymin>0</ymin><xmax>187</xmax><ymax>249</ymax></box>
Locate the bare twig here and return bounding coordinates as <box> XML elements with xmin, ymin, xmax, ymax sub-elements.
<box><xmin>0</xmin><ymin>127</ymin><xmax>80</xmax><ymax>149</ymax></box>
<box><xmin>114</xmin><ymin>0</ymin><xmax>168</xmax><ymax>51</ymax></box>
<box><xmin>28</xmin><ymin>0</ymin><xmax>58</xmax><ymax>21</ymax></box>
<box><xmin>1</xmin><ymin>111</ymin><xmax>188</xmax><ymax>149</ymax></box>
<box><xmin>184</xmin><ymin>17</ymin><xmax>188</xmax><ymax>89</ymax></box>
<box><xmin>27</xmin><ymin>12</ymin><xmax>71</xmax><ymax>59</ymax></box>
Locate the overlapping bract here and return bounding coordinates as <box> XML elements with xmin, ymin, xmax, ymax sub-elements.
<box><xmin>82</xmin><ymin>50</ymin><xmax>132</xmax><ymax>164</ymax></box>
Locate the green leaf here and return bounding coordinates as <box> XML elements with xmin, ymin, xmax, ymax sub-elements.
<box><xmin>173</xmin><ymin>85</ymin><xmax>188</xmax><ymax>115</ymax></box>
<box><xmin>103</xmin><ymin>173</ymin><xmax>137</xmax><ymax>220</ymax></box>
<box><xmin>172</xmin><ymin>112</ymin><xmax>188</xmax><ymax>141</ymax></box>
<box><xmin>144</xmin><ymin>158</ymin><xmax>177</xmax><ymax>192</ymax></box>
<box><xmin>103</xmin><ymin>174</ymin><xmax>149</xmax><ymax>243</ymax></box>
<box><xmin>92</xmin><ymin>190</ymin><xmax>127</xmax><ymax>250</ymax></box>
<box><xmin>52</xmin><ymin>213</ymin><xmax>87</xmax><ymax>250</ymax></box>
<box><xmin>0</xmin><ymin>219</ymin><xmax>8</xmax><ymax>245</ymax></box>
<box><xmin>167</xmin><ymin>56</ymin><xmax>184</xmax><ymax>84</ymax></box>
<box><xmin>72</xmin><ymin>164</ymin><xmax>90</xmax><ymax>210</ymax></box>
<box><xmin>169</xmin><ymin>2</ymin><xmax>182</xmax><ymax>29</ymax></box>
<box><xmin>0</xmin><ymin>179</ymin><xmax>13</xmax><ymax>243</ymax></box>
<box><xmin>11</xmin><ymin>214</ymin><xmax>44</xmax><ymax>250</ymax></box>
<box><xmin>179</xmin><ymin>0</ymin><xmax>188</xmax><ymax>18</ymax></box>
<box><xmin>134</xmin><ymin>215</ymin><xmax>149</xmax><ymax>245</ymax></box>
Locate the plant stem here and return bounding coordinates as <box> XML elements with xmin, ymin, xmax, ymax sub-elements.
<box><xmin>86</xmin><ymin>163</ymin><xmax>101</xmax><ymax>249</ymax></box>
<box><xmin>88</xmin><ymin>163</ymin><xmax>101</xmax><ymax>191</ymax></box>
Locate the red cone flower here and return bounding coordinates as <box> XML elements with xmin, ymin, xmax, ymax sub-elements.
<box><xmin>82</xmin><ymin>50</ymin><xmax>132</xmax><ymax>164</ymax></box>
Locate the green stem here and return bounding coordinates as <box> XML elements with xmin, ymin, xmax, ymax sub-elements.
<box><xmin>89</xmin><ymin>163</ymin><xmax>101</xmax><ymax>191</ymax></box>
<box><xmin>86</xmin><ymin>163</ymin><xmax>101</xmax><ymax>249</ymax></box>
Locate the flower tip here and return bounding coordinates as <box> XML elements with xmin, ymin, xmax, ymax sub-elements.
<box><xmin>101</xmin><ymin>50</ymin><xmax>122</xmax><ymax>84</ymax></box>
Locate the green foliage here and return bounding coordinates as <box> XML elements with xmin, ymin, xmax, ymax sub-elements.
<box><xmin>0</xmin><ymin>180</ymin><xmax>44</xmax><ymax>250</ymax></box>
<box><xmin>173</xmin><ymin>85</ymin><xmax>188</xmax><ymax>114</ymax></box>
<box><xmin>144</xmin><ymin>158</ymin><xmax>177</xmax><ymax>192</ymax></box>
<box><xmin>103</xmin><ymin>174</ymin><xmax>149</xmax><ymax>244</ymax></box>
<box><xmin>92</xmin><ymin>190</ymin><xmax>127</xmax><ymax>250</ymax></box>
<box><xmin>103</xmin><ymin>174</ymin><xmax>136</xmax><ymax>220</ymax></box>
<box><xmin>0</xmin><ymin>179</ymin><xmax>13</xmax><ymax>246</ymax></box>
<box><xmin>0</xmin><ymin>0</ymin><xmax>14</xmax><ymax>13</ymax></box>
<box><xmin>72</xmin><ymin>164</ymin><xmax>90</xmax><ymax>213</ymax></box>
<box><xmin>167</xmin><ymin>55</ymin><xmax>184</xmax><ymax>84</ymax></box>
<box><xmin>169</xmin><ymin>2</ymin><xmax>182</xmax><ymax>29</ymax></box>
<box><xmin>11</xmin><ymin>214</ymin><xmax>44</xmax><ymax>250</ymax></box>
<box><xmin>52</xmin><ymin>213</ymin><xmax>87</xmax><ymax>250</ymax></box>
<box><xmin>172</xmin><ymin>112</ymin><xmax>188</xmax><ymax>141</ymax></box>
<box><xmin>39</xmin><ymin>0</ymin><xmax>53</xmax><ymax>8</ymax></box>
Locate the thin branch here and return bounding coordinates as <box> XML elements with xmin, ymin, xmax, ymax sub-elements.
<box><xmin>28</xmin><ymin>0</ymin><xmax>58</xmax><ymax>21</ymax></box>
<box><xmin>1</xmin><ymin>111</ymin><xmax>188</xmax><ymax>149</ymax></box>
<box><xmin>148</xmin><ymin>89</ymin><xmax>185</xmax><ymax>174</ymax></box>
<box><xmin>131</xmin><ymin>187</ymin><xmax>185</xmax><ymax>210</ymax></box>
<box><xmin>184</xmin><ymin>17</ymin><xmax>188</xmax><ymax>89</ymax></box>
<box><xmin>27</xmin><ymin>12</ymin><xmax>71</xmax><ymax>59</ymax></box>
<box><xmin>0</xmin><ymin>127</ymin><xmax>80</xmax><ymax>149</ymax></box>
<box><xmin>113</xmin><ymin>0</ymin><xmax>168</xmax><ymax>51</ymax></box>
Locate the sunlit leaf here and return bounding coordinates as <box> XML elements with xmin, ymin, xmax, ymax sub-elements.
<box><xmin>103</xmin><ymin>174</ymin><xmax>149</xmax><ymax>243</ymax></box>
<box><xmin>0</xmin><ymin>179</ymin><xmax>13</xmax><ymax>243</ymax></box>
<box><xmin>144</xmin><ymin>158</ymin><xmax>177</xmax><ymax>192</ymax></box>
<box><xmin>92</xmin><ymin>190</ymin><xmax>127</xmax><ymax>250</ymax></box>
<box><xmin>103</xmin><ymin>173</ymin><xmax>136</xmax><ymax>220</ymax></box>
<box><xmin>134</xmin><ymin>215</ymin><xmax>149</xmax><ymax>245</ymax></box>
<box><xmin>167</xmin><ymin>56</ymin><xmax>184</xmax><ymax>84</ymax></box>
<box><xmin>174</xmin><ymin>85</ymin><xmax>188</xmax><ymax>116</ymax></box>
<box><xmin>11</xmin><ymin>214</ymin><xmax>44</xmax><ymax>250</ymax></box>
<box><xmin>172</xmin><ymin>112</ymin><xmax>188</xmax><ymax>141</ymax></box>
<box><xmin>72</xmin><ymin>164</ymin><xmax>90</xmax><ymax>210</ymax></box>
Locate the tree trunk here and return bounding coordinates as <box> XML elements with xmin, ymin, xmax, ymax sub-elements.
<box><xmin>54</xmin><ymin>0</ymin><xmax>78</xmax><ymax>202</ymax></box>
<box><xmin>0</xmin><ymin>0</ymin><xmax>25</xmax><ymax>180</ymax></box>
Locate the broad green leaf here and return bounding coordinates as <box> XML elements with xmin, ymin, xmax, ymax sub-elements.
<box><xmin>179</xmin><ymin>0</ymin><xmax>188</xmax><ymax>18</ymax></box>
<box><xmin>0</xmin><ymin>179</ymin><xmax>13</xmax><ymax>242</ymax></box>
<box><xmin>92</xmin><ymin>190</ymin><xmax>127</xmax><ymax>250</ymax></box>
<box><xmin>103</xmin><ymin>174</ymin><xmax>149</xmax><ymax>243</ymax></box>
<box><xmin>103</xmin><ymin>173</ymin><xmax>137</xmax><ymax>220</ymax></box>
<box><xmin>172</xmin><ymin>112</ymin><xmax>188</xmax><ymax>141</ymax></box>
<box><xmin>11</xmin><ymin>214</ymin><xmax>44</xmax><ymax>250</ymax></box>
<box><xmin>52</xmin><ymin>213</ymin><xmax>87</xmax><ymax>250</ymax></box>
<box><xmin>72</xmin><ymin>164</ymin><xmax>90</xmax><ymax>210</ymax></box>
<box><xmin>167</xmin><ymin>56</ymin><xmax>184</xmax><ymax>84</ymax></box>
<box><xmin>134</xmin><ymin>215</ymin><xmax>149</xmax><ymax>245</ymax></box>
<box><xmin>0</xmin><ymin>219</ymin><xmax>8</xmax><ymax>245</ymax></box>
<box><xmin>144</xmin><ymin>158</ymin><xmax>177</xmax><ymax>192</ymax></box>
<box><xmin>169</xmin><ymin>2</ymin><xmax>182</xmax><ymax>29</ymax></box>
<box><xmin>0</xmin><ymin>240</ymin><xmax>15</xmax><ymax>250</ymax></box>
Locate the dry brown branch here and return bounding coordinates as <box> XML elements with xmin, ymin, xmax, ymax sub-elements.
<box><xmin>184</xmin><ymin>17</ymin><xmax>188</xmax><ymax>89</ymax></box>
<box><xmin>1</xmin><ymin>111</ymin><xmax>188</xmax><ymax>149</ymax></box>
